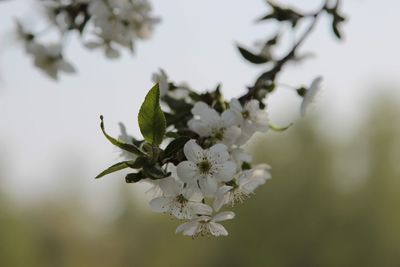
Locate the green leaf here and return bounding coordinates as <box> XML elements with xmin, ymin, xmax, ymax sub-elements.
<box><xmin>163</xmin><ymin>136</ymin><xmax>190</xmax><ymax>159</ymax></box>
<box><xmin>237</xmin><ymin>46</ymin><xmax>270</xmax><ymax>64</ymax></box>
<box><xmin>138</xmin><ymin>84</ymin><xmax>166</xmax><ymax>146</ymax></box>
<box><xmin>100</xmin><ymin>116</ymin><xmax>145</xmax><ymax>156</ymax></box>
<box><xmin>95</xmin><ymin>161</ymin><xmax>132</xmax><ymax>179</ymax></box>
<box><xmin>125</xmin><ymin>172</ymin><xmax>145</xmax><ymax>183</ymax></box>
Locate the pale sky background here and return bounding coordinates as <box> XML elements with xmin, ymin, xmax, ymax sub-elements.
<box><xmin>0</xmin><ymin>0</ymin><xmax>399</xmax><ymax>216</ymax></box>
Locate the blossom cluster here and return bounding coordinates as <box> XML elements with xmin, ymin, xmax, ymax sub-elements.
<box><xmin>15</xmin><ymin>0</ymin><xmax>158</xmax><ymax>79</ymax></box>
<box><xmin>96</xmin><ymin>69</ymin><xmax>322</xmax><ymax>237</ymax></box>
<box><xmin>93</xmin><ymin>0</ymin><xmax>341</xmax><ymax>238</ymax></box>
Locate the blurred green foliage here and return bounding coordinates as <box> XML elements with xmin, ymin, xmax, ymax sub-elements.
<box><xmin>0</xmin><ymin>98</ymin><xmax>399</xmax><ymax>267</ymax></box>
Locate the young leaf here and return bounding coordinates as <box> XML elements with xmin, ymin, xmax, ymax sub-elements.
<box><xmin>138</xmin><ymin>84</ymin><xmax>166</xmax><ymax>146</ymax></box>
<box><xmin>95</xmin><ymin>161</ymin><xmax>132</xmax><ymax>179</ymax></box>
<box><xmin>237</xmin><ymin>46</ymin><xmax>270</xmax><ymax>64</ymax></box>
<box><xmin>100</xmin><ymin>116</ymin><xmax>146</xmax><ymax>156</ymax></box>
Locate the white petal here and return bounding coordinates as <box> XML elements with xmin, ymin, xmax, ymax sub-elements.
<box><xmin>176</xmin><ymin>161</ymin><xmax>198</xmax><ymax>183</ymax></box>
<box><xmin>213</xmin><ymin>161</ymin><xmax>236</xmax><ymax>182</ymax></box>
<box><xmin>183</xmin><ymin>139</ymin><xmax>204</xmax><ymax>163</ymax></box>
<box><xmin>208</xmin><ymin>222</ymin><xmax>228</xmax><ymax>236</ymax></box>
<box><xmin>229</xmin><ymin>98</ymin><xmax>243</xmax><ymax>113</ymax></box>
<box><xmin>301</xmin><ymin>76</ymin><xmax>322</xmax><ymax>116</ymax></box>
<box><xmin>213</xmin><ymin>211</ymin><xmax>235</xmax><ymax>222</ymax></box>
<box><xmin>149</xmin><ymin>197</ymin><xmax>171</xmax><ymax>213</ymax></box>
<box><xmin>199</xmin><ymin>176</ymin><xmax>218</xmax><ymax>197</ymax></box>
<box><xmin>188</xmin><ymin>119</ymin><xmax>212</xmax><ymax>137</ymax></box>
<box><xmin>222</xmin><ymin>126</ymin><xmax>241</xmax><ymax>146</ymax></box>
<box><xmin>213</xmin><ymin>186</ymin><xmax>233</xmax><ymax>211</ymax></box>
<box><xmin>208</xmin><ymin>143</ymin><xmax>229</xmax><ymax>163</ymax></box>
<box><xmin>175</xmin><ymin>221</ymin><xmax>200</xmax><ymax>236</ymax></box>
<box><xmin>191</xmin><ymin>102</ymin><xmax>221</xmax><ymax>126</ymax></box>
<box><xmin>158</xmin><ymin>177</ymin><xmax>182</xmax><ymax>196</ymax></box>
<box><xmin>221</xmin><ymin>109</ymin><xmax>241</xmax><ymax>127</ymax></box>
<box><xmin>188</xmin><ymin>202</ymin><xmax>213</xmax><ymax>216</ymax></box>
<box><xmin>231</xmin><ymin>148</ymin><xmax>252</xmax><ymax>163</ymax></box>
<box><xmin>236</xmin><ymin>126</ymin><xmax>255</xmax><ymax>145</ymax></box>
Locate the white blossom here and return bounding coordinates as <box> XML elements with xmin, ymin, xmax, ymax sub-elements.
<box><xmin>149</xmin><ymin>177</ymin><xmax>212</xmax><ymax>220</ymax></box>
<box><xmin>176</xmin><ymin>140</ymin><xmax>236</xmax><ymax>197</ymax></box>
<box><xmin>188</xmin><ymin>102</ymin><xmax>241</xmax><ymax>146</ymax></box>
<box><xmin>300</xmin><ymin>76</ymin><xmax>322</xmax><ymax>116</ymax></box>
<box><xmin>227</xmin><ymin>98</ymin><xmax>269</xmax><ymax>145</ymax></box>
<box><xmin>29</xmin><ymin>43</ymin><xmax>75</xmax><ymax>80</ymax></box>
<box><xmin>175</xmin><ymin>211</ymin><xmax>235</xmax><ymax>237</ymax></box>
<box><xmin>213</xmin><ymin>164</ymin><xmax>271</xmax><ymax>211</ymax></box>
<box><xmin>87</xmin><ymin>0</ymin><xmax>158</xmax><ymax>51</ymax></box>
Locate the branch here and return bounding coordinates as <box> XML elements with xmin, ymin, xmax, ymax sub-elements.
<box><xmin>239</xmin><ymin>6</ymin><xmax>326</xmax><ymax>104</ymax></box>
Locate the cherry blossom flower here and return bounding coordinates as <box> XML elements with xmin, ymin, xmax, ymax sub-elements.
<box><xmin>149</xmin><ymin>177</ymin><xmax>212</xmax><ymax>220</ymax></box>
<box><xmin>175</xmin><ymin>211</ymin><xmax>235</xmax><ymax>237</ymax></box>
<box><xmin>188</xmin><ymin>102</ymin><xmax>241</xmax><ymax>146</ymax></box>
<box><xmin>29</xmin><ymin>43</ymin><xmax>75</xmax><ymax>80</ymax></box>
<box><xmin>176</xmin><ymin>140</ymin><xmax>236</xmax><ymax>197</ymax></box>
<box><xmin>213</xmin><ymin>164</ymin><xmax>271</xmax><ymax>211</ymax></box>
<box><xmin>227</xmin><ymin>98</ymin><xmax>269</xmax><ymax>144</ymax></box>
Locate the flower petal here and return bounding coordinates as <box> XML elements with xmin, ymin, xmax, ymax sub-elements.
<box><xmin>213</xmin><ymin>211</ymin><xmax>235</xmax><ymax>222</ymax></box>
<box><xmin>199</xmin><ymin>176</ymin><xmax>218</xmax><ymax>197</ymax></box>
<box><xmin>213</xmin><ymin>161</ymin><xmax>236</xmax><ymax>182</ymax></box>
<box><xmin>183</xmin><ymin>139</ymin><xmax>204</xmax><ymax>163</ymax></box>
<box><xmin>208</xmin><ymin>222</ymin><xmax>228</xmax><ymax>236</ymax></box>
<box><xmin>301</xmin><ymin>76</ymin><xmax>323</xmax><ymax>116</ymax></box>
<box><xmin>149</xmin><ymin>197</ymin><xmax>171</xmax><ymax>213</ymax></box>
<box><xmin>158</xmin><ymin>177</ymin><xmax>182</xmax><ymax>196</ymax></box>
<box><xmin>222</xmin><ymin>126</ymin><xmax>241</xmax><ymax>146</ymax></box>
<box><xmin>221</xmin><ymin>109</ymin><xmax>241</xmax><ymax>127</ymax></box>
<box><xmin>188</xmin><ymin>202</ymin><xmax>213</xmax><ymax>216</ymax></box>
<box><xmin>188</xmin><ymin>119</ymin><xmax>212</xmax><ymax>137</ymax></box>
<box><xmin>208</xmin><ymin>143</ymin><xmax>229</xmax><ymax>163</ymax></box>
<box><xmin>176</xmin><ymin>161</ymin><xmax>199</xmax><ymax>183</ymax></box>
<box><xmin>175</xmin><ymin>221</ymin><xmax>200</xmax><ymax>236</ymax></box>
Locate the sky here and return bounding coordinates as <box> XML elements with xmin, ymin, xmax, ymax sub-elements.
<box><xmin>0</xmin><ymin>0</ymin><xmax>399</xmax><ymax>209</ymax></box>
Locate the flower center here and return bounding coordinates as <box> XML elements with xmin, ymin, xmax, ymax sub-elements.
<box><xmin>176</xmin><ymin>194</ymin><xmax>187</xmax><ymax>204</ymax></box>
<box><xmin>213</xmin><ymin>128</ymin><xmax>225</xmax><ymax>140</ymax></box>
<box><xmin>197</xmin><ymin>160</ymin><xmax>211</xmax><ymax>174</ymax></box>
<box><xmin>242</xmin><ymin>110</ymin><xmax>250</xmax><ymax>119</ymax></box>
